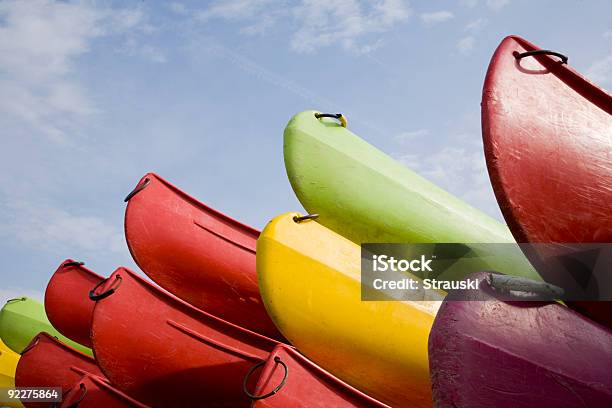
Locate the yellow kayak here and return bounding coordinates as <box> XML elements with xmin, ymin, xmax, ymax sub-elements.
<box><xmin>0</xmin><ymin>338</ymin><xmax>23</xmax><ymax>408</ymax></box>
<box><xmin>257</xmin><ymin>213</ymin><xmax>441</xmax><ymax>407</ymax></box>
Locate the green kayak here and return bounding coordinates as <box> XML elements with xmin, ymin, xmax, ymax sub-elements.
<box><xmin>284</xmin><ymin>111</ymin><xmax>539</xmax><ymax>282</ymax></box>
<box><xmin>0</xmin><ymin>297</ymin><xmax>92</xmax><ymax>356</ymax></box>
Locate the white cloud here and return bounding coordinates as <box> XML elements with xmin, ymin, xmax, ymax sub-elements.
<box><xmin>586</xmin><ymin>55</ymin><xmax>612</xmax><ymax>87</ymax></box>
<box><xmin>0</xmin><ymin>1</ymin><xmax>157</xmax><ymax>144</ymax></box>
<box><xmin>465</xmin><ymin>17</ymin><xmax>488</xmax><ymax>31</ymax></box>
<box><xmin>460</xmin><ymin>0</ymin><xmax>479</xmax><ymax>7</ymax></box>
<box><xmin>1</xmin><ymin>201</ymin><xmax>126</xmax><ymax>255</ymax></box>
<box><xmin>486</xmin><ymin>0</ymin><xmax>510</xmax><ymax>12</ymax></box>
<box><xmin>396</xmin><ymin>129</ymin><xmax>430</xmax><ymax>143</ymax></box>
<box><xmin>196</xmin><ymin>0</ymin><xmax>412</xmax><ymax>54</ymax></box>
<box><xmin>457</xmin><ymin>35</ymin><xmax>476</xmax><ymax>55</ymax></box>
<box><xmin>604</xmin><ymin>30</ymin><xmax>612</xmax><ymax>39</ymax></box>
<box><xmin>420</xmin><ymin>11</ymin><xmax>454</xmax><ymax>25</ymax></box>
<box><xmin>169</xmin><ymin>2</ymin><xmax>189</xmax><ymax>15</ymax></box>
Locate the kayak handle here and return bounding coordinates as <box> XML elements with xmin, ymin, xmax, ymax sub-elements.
<box><xmin>315</xmin><ymin>112</ymin><xmax>347</xmax><ymax>128</ymax></box>
<box><xmin>514</xmin><ymin>50</ymin><xmax>568</xmax><ymax>65</ymax></box>
<box><xmin>89</xmin><ymin>274</ymin><xmax>122</xmax><ymax>301</ymax></box>
<box><xmin>63</xmin><ymin>261</ymin><xmax>85</xmax><ymax>268</ymax></box>
<box><xmin>124</xmin><ymin>178</ymin><xmax>151</xmax><ymax>202</ymax></box>
<box><xmin>6</xmin><ymin>297</ymin><xmax>26</xmax><ymax>304</ymax></box>
<box><xmin>65</xmin><ymin>383</ymin><xmax>88</xmax><ymax>408</ymax></box>
<box><xmin>293</xmin><ymin>214</ymin><xmax>319</xmax><ymax>223</ymax></box>
<box><xmin>243</xmin><ymin>356</ymin><xmax>288</xmax><ymax>400</ymax></box>
<box><xmin>20</xmin><ymin>336</ymin><xmax>40</xmax><ymax>355</ymax></box>
<box><xmin>489</xmin><ymin>273</ymin><xmax>564</xmax><ymax>299</ymax></box>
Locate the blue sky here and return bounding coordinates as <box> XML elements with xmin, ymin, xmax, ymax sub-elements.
<box><xmin>1</xmin><ymin>0</ymin><xmax>611</xmax><ymax>304</ymax></box>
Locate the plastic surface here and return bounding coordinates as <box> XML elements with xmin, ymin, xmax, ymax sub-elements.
<box><xmin>0</xmin><ymin>338</ymin><xmax>23</xmax><ymax>408</ymax></box>
<box><xmin>45</xmin><ymin>260</ymin><xmax>104</xmax><ymax>347</ymax></box>
<box><xmin>284</xmin><ymin>110</ymin><xmax>539</xmax><ymax>281</ymax></box>
<box><xmin>482</xmin><ymin>35</ymin><xmax>612</xmax><ymax>327</ymax></box>
<box><xmin>250</xmin><ymin>344</ymin><xmax>388</xmax><ymax>408</ymax></box>
<box><xmin>124</xmin><ymin>173</ymin><xmax>284</xmax><ymax>340</ymax></box>
<box><xmin>61</xmin><ymin>374</ymin><xmax>149</xmax><ymax>408</ymax></box>
<box><xmin>429</xmin><ymin>272</ymin><xmax>612</xmax><ymax>407</ymax></box>
<box><xmin>90</xmin><ymin>267</ymin><xmax>280</xmax><ymax>407</ymax></box>
<box><xmin>15</xmin><ymin>332</ymin><xmax>103</xmax><ymax>408</ymax></box>
<box><xmin>257</xmin><ymin>213</ymin><xmax>439</xmax><ymax>407</ymax></box>
<box><xmin>0</xmin><ymin>297</ymin><xmax>92</xmax><ymax>356</ymax></box>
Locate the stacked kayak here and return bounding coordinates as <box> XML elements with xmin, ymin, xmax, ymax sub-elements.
<box><xmin>0</xmin><ymin>296</ymin><xmax>91</xmax><ymax>356</ymax></box>
<box><xmin>482</xmin><ymin>35</ymin><xmax>612</xmax><ymax>328</ymax></box>
<box><xmin>5</xmin><ymin>33</ymin><xmax>611</xmax><ymax>408</ymax></box>
<box><xmin>429</xmin><ymin>272</ymin><xmax>612</xmax><ymax>407</ymax></box>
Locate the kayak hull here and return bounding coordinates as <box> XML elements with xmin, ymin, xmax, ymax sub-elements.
<box><xmin>90</xmin><ymin>267</ymin><xmax>279</xmax><ymax>407</ymax></box>
<box><xmin>61</xmin><ymin>374</ymin><xmax>148</xmax><ymax>408</ymax></box>
<box><xmin>284</xmin><ymin>110</ymin><xmax>538</xmax><ymax>281</ymax></box>
<box><xmin>15</xmin><ymin>332</ymin><xmax>103</xmax><ymax>408</ymax></box>
<box><xmin>250</xmin><ymin>344</ymin><xmax>388</xmax><ymax>408</ymax></box>
<box><xmin>0</xmin><ymin>297</ymin><xmax>91</xmax><ymax>356</ymax></box>
<box><xmin>124</xmin><ymin>173</ymin><xmax>283</xmax><ymax>340</ymax></box>
<box><xmin>257</xmin><ymin>213</ymin><xmax>438</xmax><ymax>407</ymax></box>
<box><xmin>44</xmin><ymin>260</ymin><xmax>103</xmax><ymax>347</ymax></box>
<box><xmin>429</xmin><ymin>272</ymin><xmax>612</xmax><ymax>408</ymax></box>
<box><xmin>482</xmin><ymin>35</ymin><xmax>612</xmax><ymax>327</ymax></box>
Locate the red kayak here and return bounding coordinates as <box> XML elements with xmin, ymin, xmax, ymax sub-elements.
<box><xmin>90</xmin><ymin>266</ymin><xmax>280</xmax><ymax>407</ymax></box>
<box><xmin>246</xmin><ymin>344</ymin><xmax>388</xmax><ymax>408</ymax></box>
<box><xmin>61</xmin><ymin>374</ymin><xmax>149</xmax><ymax>408</ymax></box>
<box><xmin>15</xmin><ymin>332</ymin><xmax>104</xmax><ymax>408</ymax></box>
<box><xmin>124</xmin><ymin>173</ymin><xmax>283</xmax><ymax>340</ymax></box>
<box><xmin>482</xmin><ymin>35</ymin><xmax>612</xmax><ymax>327</ymax></box>
<box><xmin>429</xmin><ymin>272</ymin><xmax>612</xmax><ymax>408</ymax></box>
<box><xmin>44</xmin><ymin>259</ymin><xmax>103</xmax><ymax>347</ymax></box>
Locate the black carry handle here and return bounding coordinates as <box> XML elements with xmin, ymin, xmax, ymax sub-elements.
<box><xmin>243</xmin><ymin>357</ymin><xmax>289</xmax><ymax>400</ymax></box>
<box><xmin>514</xmin><ymin>49</ymin><xmax>568</xmax><ymax>64</ymax></box>
<box><xmin>89</xmin><ymin>275</ymin><xmax>122</xmax><ymax>301</ymax></box>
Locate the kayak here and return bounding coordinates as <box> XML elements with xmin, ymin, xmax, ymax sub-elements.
<box><xmin>90</xmin><ymin>266</ymin><xmax>280</xmax><ymax>407</ymax></box>
<box><xmin>248</xmin><ymin>343</ymin><xmax>389</xmax><ymax>408</ymax></box>
<box><xmin>61</xmin><ymin>374</ymin><xmax>149</xmax><ymax>408</ymax></box>
<box><xmin>482</xmin><ymin>35</ymin><xmax>612</xmax><ymax>327</ymax></box>
<box><xmin>429</xmin><ymin>272</ymin><xmax>612</xmax><ymax>407</ymax></box>
<box><xmin>124</xmin><ymin>173</ymin><xmax>284</xmax><ymax>340</ymax></box>
<box><xmin>283</xmin><ymin>110</ymin><xmax>539</xmax><ymax>282</ymax></box>
<box><xmin>45</xmin><ymin>259</ymin><xmax>103</xmax><ymax>347</ymax></box>
<box><xmin>0</xmin><ymin>297</ymin><xmax>92</xmax><ymax>356</ymax></box>
<box><xmin>0</xmin><ymin>338</ymin><xmax>23</xmax><ymax>408</ymax></box>
<box><xmin>15</xmin><ymin>332</ymin><xmax>103</xmax><ymax>408</ymax></box>
<box><xmin>257</xmin><ymin>213</ymin><xmax>440</xmax><ymax>407</ymax></box>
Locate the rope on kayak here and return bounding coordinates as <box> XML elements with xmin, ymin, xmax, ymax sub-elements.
<box><xmin>315</xmin><ymin>112</ymin><xmax>347</xmax><ymax>128</ymax></box>
<box><xmin>293</xmin><ymin>213</ymin><xmax>319</xmax><ymax>223</ymax></box>
<box><xmin>124</xmin><ymin>178</ymin><xmax>151</xmax><ymax>202</ymax></box>
<box><xmin>89</xmin><ymin>274</ymin><xmax>123</xmax><ymax>301</ymax></box>
<box><xmin>65</xmin><ymin>383</ymin><xmax>88</xmax><ymax>408</ymax></box>
<box><xmin>514</xmin><ymin>49</ymin><xmax>568</xmax><ymax>64</ymax></box>
<box><xmin>63</xmin><ymin>261</ymin><xmax>85</xmax><ymax>268</ymax></box>
<box><xmin>243</xmin><ymin>356</ymin><xmax>288</xmax><ymax>400</ymax></box>
<box><xmin>489</xmin><ymin>273</ymin><xmax>564</xmax><ymax>300</ymax></box>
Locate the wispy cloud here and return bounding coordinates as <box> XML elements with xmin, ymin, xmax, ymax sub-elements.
<box><xmin>486</xmin><ymin>0</ymin><xmax>510</xmax><ymax>12</ymax></box>
<box><xmin>0</xmin><ymin>0</ymin><xmax>156</xmax><ymax>144</ymax></box>
<box><xmin>456</xmin><ymin>36</ymin><xmax>476</xmax><ymax>55</ymax></box>
<box><xmin>195</xmin><ymin>0</ymin><xmax>412</xmax><ymax>54</ymax></box>
<box><xmin>396</xmin><ymin>129</ymin><xmax>430</xmax><ymax>144</ymax></box>
<box><xmin>586</xmin><ymin>54</ymin><xmax>612</xmax><ymax>87</ymax></box>
<box><xmin>420</xmin><ymin>11</ymin><xmax>454</xmax><ymax>25</ymax></box>
<box><xmin>465</xmin><ymin>17</ymin><xmax>488</xmax><ymax>31</ymax></box>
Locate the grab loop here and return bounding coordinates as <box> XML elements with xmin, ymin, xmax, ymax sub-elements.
<box><xmin>489</xmin><ymin>274</ymin><xmax>564</xmax><ymax>299</ymax></box>
<box><xmin>89</xmin><ymin>274</ymin><xmax>122</xmax><ymax>301</ymax></box>
<box><xmin>514</xmin><ymin>50</ymin><xmax>568</xmax><ymax>64</ymax></box>
<box><xmin>63</xmin><ymin>261</ymin><xmax>85</xmax><ymax>268</ymax></box>
<box><xmin>66</xmin><ymin>383</ymin><xmax>88</xmax><ymax>408</ymax></box>
<box><xmin>6</xmin><ymin>297</ymin><xmax>26</xmax><ymax>304</ymax></box>
<box><xmin>314</xmin><ymin>112</ymin><xmax>347</xmax><ymax>128</ymax></box>
<box><xmin>293</xmin><ymin>214</ymin><xmax>319</xmax><ymax>223</ymax></box>
<box><xmin>243</xmin><ymin>357</ymin><xmax>288</xmax><ymax>400</ymax></box>
<box><xmin>124</xmin><ymin>178</ymin><xmax>151</xmax><ymax>202</ymax></box>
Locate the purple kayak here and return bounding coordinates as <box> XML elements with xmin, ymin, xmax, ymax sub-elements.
<box><xmin>429</xmin><ymin>272</ymin><xmax>612</xmax><ymax>408</ymax></box>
